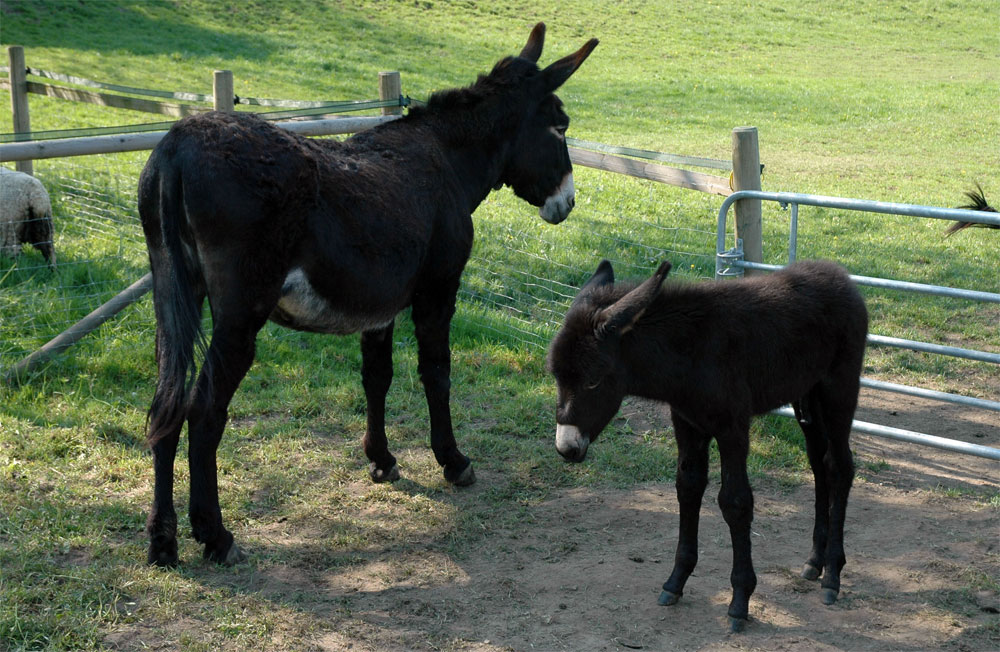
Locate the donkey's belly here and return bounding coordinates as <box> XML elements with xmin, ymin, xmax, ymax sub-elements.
<box><xmin>270</xmin><ymin>268</ymin><xmax>397</xmax><ymax>334</ymax></box>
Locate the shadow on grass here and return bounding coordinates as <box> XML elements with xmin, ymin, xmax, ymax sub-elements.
<box><xmin>3</xmin><ymin>0</ymin><xmax>275</xmax><ymax>59</ymax></box>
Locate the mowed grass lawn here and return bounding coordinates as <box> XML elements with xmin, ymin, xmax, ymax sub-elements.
<box><xmin>1</xmin><ymin>1</ymin><xmax>998</xmax><ymax>650</ymax></box>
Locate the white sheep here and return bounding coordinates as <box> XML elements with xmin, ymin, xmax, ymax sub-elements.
<box><xmin>0</xmin><ymin>166</ymin><xmax>55</xmax><ymax>267</ymax></box>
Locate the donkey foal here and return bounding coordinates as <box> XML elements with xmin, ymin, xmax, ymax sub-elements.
<box><xmin>547</xmin><ymin>259</ymin><xmax>868</xmax><ymax>632</ymax></box>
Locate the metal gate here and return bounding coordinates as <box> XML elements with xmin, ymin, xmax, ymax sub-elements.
<box><xmin>716</xmin><ymin>190</ymin><xmax>1000</xmax><ymax>461</ymax></box>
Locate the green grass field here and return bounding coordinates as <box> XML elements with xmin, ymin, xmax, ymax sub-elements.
<box><xmin>1</xmin><ymin>1</ymin><xmax>998</xmax><ymax>649</ymax></box>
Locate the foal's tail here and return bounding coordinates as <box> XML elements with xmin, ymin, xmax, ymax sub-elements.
<box><xmin>140</xmin><ymin>160</ymin><xmax>207</xmax><ymax>447</ymax></box>
<box><xmin>945</xmin><ymin>183</ymin><xmax>998</xmax><ymax>236</ymax></box>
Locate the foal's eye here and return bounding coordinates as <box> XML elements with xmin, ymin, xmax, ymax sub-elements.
<box><xmin>586</xmin><ymin>378</ymin><xmax>602</xmax><ymax>390</ymax></box>
<box><xmin>551</xmin><ymin>126</ymin><xmax>567</xmax><ymax>138</ymax></box>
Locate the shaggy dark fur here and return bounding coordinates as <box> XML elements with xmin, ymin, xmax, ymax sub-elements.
<box><xmin>547</xmin><ymin>259</ymin><xmax>868</xmax><ymax>631</ymax></box>
<box><xmin>138</xmin><ymin>23</ymin><xmax>597</xmax><ymax>567</ymax></box>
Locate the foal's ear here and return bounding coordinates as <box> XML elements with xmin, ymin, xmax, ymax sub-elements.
<box><xmin>595</xmin><ymin>261</ymin><xmax>671</xmax><ymax>340</ymax></box>
<box><xmin>581</xmin><ymin>259</ymin><xmax>615</xmax><ymax>292</ymax></box>
<box><xmin>541</xmin><ymin>37</ymin><xmax>599</xmax><ymax>93</ymax></box>
<box><xmin>519</xmin><ymin>23</ymin><xmax>546</xmax><ymax>63</ymax></box>
<box><xmin>571</xmin><ymin>259</ymin><xmax>614</xmax><ymax>310</ymax></box>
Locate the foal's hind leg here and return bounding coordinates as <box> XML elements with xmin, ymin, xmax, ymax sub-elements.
<box><xmin>794</xmin><ymin>396</ymin><xmax>830</xmax><ymax>583</ymax></box>
<box><xmin>796</xmin><ymin>386</ymin><xmax>856</xmax><ymax>605</ymax></box>
<box><xmin>411</xmin><ymin>282</ymin><xmax>474</xmax><ymax>486</ymax></box>
<box><xmin>186</xmin><ymin>316</ymin><xmax>268</xmax><ymax>564</ymax></box>
<box><xmin>361</xmin><ymin>323</ymin><xmax>400</xmax><ymax>483</ymax></box>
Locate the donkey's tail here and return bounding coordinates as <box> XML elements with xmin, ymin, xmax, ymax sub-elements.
<box><xmin>142</xmin><ymin>161</ymin><xmax>206</xmax><ymax>447</ymax></box>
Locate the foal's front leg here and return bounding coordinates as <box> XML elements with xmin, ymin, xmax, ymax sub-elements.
<box><xmin>412</xmin><ymin>287</ymin><xmax>474</xmax><ymax>486</ymax></box>
<box><xmin>660</xmin><ymin>415</ymin><xmax>709</xmax><ymax>607</ymax></box>
<box><xmin>361</xmin><ymin>323</ymin><xmax>400</xmax><ymax>483</ymax></box>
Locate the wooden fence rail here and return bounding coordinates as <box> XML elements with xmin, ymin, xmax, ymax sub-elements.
<box><xmin>1</xmin><ymin>45</ymin><xmax>761</xmax><ymax>381</ymax></box>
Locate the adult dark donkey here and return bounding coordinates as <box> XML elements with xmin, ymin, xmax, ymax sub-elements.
<box><xmin>139</xmin><ymin>23</ymin><xmax>598</xmax><ymax>567</ymax></box>
<box><xmin>547</xmin><ymin>260</ymin><xmax>868</xmax><ymax>631</ymax></box>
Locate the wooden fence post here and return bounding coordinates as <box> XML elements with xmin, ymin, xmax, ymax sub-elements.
<box><xmin>213</xmin><ymin>70</ymin><xmax>234</xmax><ymax>112</ymax></box>
<box><xmin>378</xmin><ymin>71</ymin><xmax>402</xmax><ymax>116</ymax></box>
<box><xmin>7</xmin><ymin>45</ymin><xmax>33</xmax><ymax>175</ymax></box>
<box><xmin>731</xmin><ymin>126</ymin><xmax>762</xmax><ymax>274</ymax></box>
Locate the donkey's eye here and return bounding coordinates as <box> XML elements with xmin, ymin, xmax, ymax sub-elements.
<box><xmin>550</xmin><ymin>126</ymin><xmax>567</xmax><ymax>139</ymax></box>
<box><xmin>586</xmin><ymin>378</ymin><xmax>602</xmax><ymax>390</ymax></box>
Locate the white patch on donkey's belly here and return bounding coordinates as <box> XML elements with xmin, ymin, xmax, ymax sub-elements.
<box><xmin>273</xmin><ymin>268</ymin><xmax>395</xmax><ymax>334</ymax></box>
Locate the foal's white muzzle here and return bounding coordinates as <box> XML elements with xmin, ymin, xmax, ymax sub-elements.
<box><xmin>555</xmin><ymin>423</ymin><xmax>589</xmax><ymax>462</ymax></box>
<box><xmin>540</xmin><ymin>173</ymin><xmax>575</xmax><ymax>224</ymax></box>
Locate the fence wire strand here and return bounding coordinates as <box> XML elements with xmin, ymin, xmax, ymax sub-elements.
<box><xmin>1</xmin><ymin>151</ymin><xmax>722</xmax><ymax>369</ymax></box>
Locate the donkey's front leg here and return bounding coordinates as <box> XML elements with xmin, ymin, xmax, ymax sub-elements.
<box><xmin>412</xmin><ymin>287</ymin><xmax>474</xmax><ymax>486</ymax></box>
<box><xmin>660</xmin><ymin>415</ymin><xmax>709</xmax><ymax>607</ymax></box>
<box><xmin>361</xmin><ymin>323</ymin><xmax>400</xmax><ymax>483</ymax></box>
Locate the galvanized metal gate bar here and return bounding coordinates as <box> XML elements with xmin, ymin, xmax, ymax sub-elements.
<box><xmin>716</xmin><ymin>190</ymin><xmax>1000</xmax><ymax>460</ymax></box>
<box><xmin>772</xmin><ymin>407</ymin><xmax>1000</xmax><ymax>461</ymax></box>
<box><xmin>732</xmin><ymin>260</ymin><xmax>1000</xmax><ymax>304</ymax></box>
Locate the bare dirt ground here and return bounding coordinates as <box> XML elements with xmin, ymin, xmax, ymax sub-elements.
<box><xmin>244</xmin><ymin>389</ymin><xmax>998</xmax><ymax>652</ymax></box>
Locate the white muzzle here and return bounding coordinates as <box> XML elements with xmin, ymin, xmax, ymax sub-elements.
<box><xmin>555</xmin><ymin>423</ymin><xmax>588</xmax><ymax>461</ymax></box>
<box><xmin>539</xmin><ymin>173</ymin><xmax>575</xmax><ymax>224</ymax></box>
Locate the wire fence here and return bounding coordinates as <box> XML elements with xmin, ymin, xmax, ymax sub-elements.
<box><xmin>0</xmin><ymin>144</ymin><xmax>722</xmax><ymax>374</ymax></box>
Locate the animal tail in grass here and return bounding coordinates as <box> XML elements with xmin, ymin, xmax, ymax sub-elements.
<box><xmin>139</xmin><ymin>159</ymin><xmax>208</xmax><ymax>447</ymax></box>
<box><xmin>945</xmin><ymin>183</ymin><xmax>998</xmax><ymax>236</ymax></box>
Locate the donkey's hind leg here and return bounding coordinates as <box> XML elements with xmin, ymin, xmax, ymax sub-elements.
<box><xmin>147</xmin><ymin>328</ymin><xmax>187</xmax><ymax>567</ymax></box>
<box><xmin>186</xmin><ymin>313</ymin><xmax>269</xmax><ymax>565</ymax></box>
<box><xmin>361</xmin><ymin>322</ymin><xmax>400</xmax><ymax>483</ymax></box>
<box><xmin>796</xmin><ymin>384</ymin><xmax>856</xmax><ymax>605</ymax></box>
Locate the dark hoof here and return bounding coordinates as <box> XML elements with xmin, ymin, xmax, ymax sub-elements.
<box><xmin>801</xmin><ymin>563</ymin><xmax>821</xmax><ymax>581</ymax></box>
<box><xmin>445</xmin><ymin>460</ymin><xmax>476</xmax><ymax>486</ymax></box>
<box><xmin>822</xmin><ymin>588</ymin><xmax>838</xmax><ymax>605</ymax></box>
<box><xmin>206</xmin><ymin>541</ymin><xmax>246</xmax><ymax>566</ymax></box>
<box><xmin>658</xmin><ymin>590</ymin><xmax>680</xmax><ymax>606</ymax></box>
<box><xmin>147</xmin><ymin>544</ymin><xmax>178</xmax><ymax>568</ymax></box>
<box><xmin>369</xmin><ymin>462</ymin><xmax>400</xmax><ymax>484</ymax></box>
<box><xmin>729</xmin><ymin>616</ymin><xmax>749</xmax><ymax>633</ymax></box>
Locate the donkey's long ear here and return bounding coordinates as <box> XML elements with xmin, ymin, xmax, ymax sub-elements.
<box><xmin>541</xmin><ymin>37</ymin><xmax>599</xmax><ymax>93</ymax></box>
<box><xmin>519</xmin><ymin>23</ymin><xmax>546</xmax><ymax>63</ymax></box>
<box><xmin>595</xmin><ymin>261</ymin><xmax>671</xmax><ymax>340</ymax></box>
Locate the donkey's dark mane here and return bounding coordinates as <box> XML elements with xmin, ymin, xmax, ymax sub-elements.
<box><xmin>418</xmin><ymin>56</ymin><xmax>540</xmax><ymax>113</ymax></box>
<box><xmin>402</xmin><ymin>56</ymin><xmax>547</xmax><ymax>146</ymax></box>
